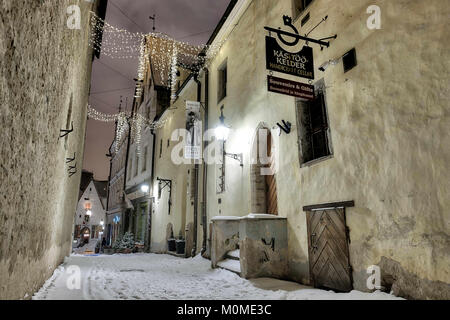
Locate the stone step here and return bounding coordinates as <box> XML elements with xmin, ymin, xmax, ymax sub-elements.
<box><xmin>217</xmin><ymin>258</ymin><xmax>241</xmax><ymax>276</ymax></box>
<box><xmin>225</xmin><ymin>249</ymin><xmax>240</xmax><ymax>261</ymax></box>
<box><xmin>167</xmin><ymin>250</ymin><xmax>186</xmax><ymax>258</ymax></box>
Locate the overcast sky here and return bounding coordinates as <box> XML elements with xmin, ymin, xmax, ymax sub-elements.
<box><xmin>83</xmin><ymin>0</ymin><xmax>231</xmax><ymax>180</ymax></box>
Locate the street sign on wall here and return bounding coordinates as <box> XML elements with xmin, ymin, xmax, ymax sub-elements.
<box><xmin>267</xmin><ymin>75</ymin><xmax>315</xmax><ymax>100</ymax></box>
<box><xmin>265</xmin><ymin>36</ymin><xmax>315</xmax><ymax>80</ymax></box>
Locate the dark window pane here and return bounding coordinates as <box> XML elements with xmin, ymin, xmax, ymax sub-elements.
<box><xmin>312</xmin><ymin>130</ymin><xmax>328</xmax><ymax>159</ymax></box>
<box><xmin>343</xmin><ymin>48</ymin><xmax>357</xmax><ymax>73</ymax></box>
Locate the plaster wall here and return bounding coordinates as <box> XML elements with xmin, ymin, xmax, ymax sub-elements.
<box><xmin>205</xmin><ymin>0</ymin><xmax>450</xmax><ymax>299</ymax></box>
<box><xmin>150</xmin><ymin>79</ymin><xmax>205</xmax><ymax>253</ymax></box>
<box><xmin>0</xmin><ymin>0</ymin><xmax>100</xmax><ymax>299</ymax></box>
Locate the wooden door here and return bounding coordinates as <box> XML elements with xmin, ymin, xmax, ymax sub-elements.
<box><xmin>264</xmin><ymin>130</ymin><xmax>277</xmax><ymax>215</ymax></box>
<box><xmin>306</xmin><ymin>208</ymin><xmax>352</xmax><ymax>292</ymax></box>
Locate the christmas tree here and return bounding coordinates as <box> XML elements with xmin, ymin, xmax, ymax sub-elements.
<box><xmin>119</xmin><ymin>232</ymin><xmax>135</xmax><ymax>249</ymax></box>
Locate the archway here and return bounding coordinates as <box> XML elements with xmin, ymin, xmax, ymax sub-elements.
<box><xmin>250</xmin><ymin>124</ymin><xmax>278</xmax><ymax>215</ymax></box>
<box><xmin>80</xmin><ymin>227</ymin><xmax>91</xmax><ymax>244</ymax></box>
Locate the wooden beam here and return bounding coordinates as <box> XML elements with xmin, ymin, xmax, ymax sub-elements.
<box><xmin>303</xmin><ymin>200</ymin><xmax>355</xmax><ymax>212</ymax></box>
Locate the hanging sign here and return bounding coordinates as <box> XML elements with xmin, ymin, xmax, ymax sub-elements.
<box><xmin>265</xmin><ymin>16</ymin><xmax>314</xmax><ymax>80</ymax></box>
<box><xmin>185</xmin><ymin>101</ymin><xmax>202</xmax><ymax>160</ymax></box>
<box><xmin>268</xmin><ymin>75</ymin><xmax>315</xmax><ymax>100</ymax></box>
<box><xmin>266</xmin><ymin>37</ymin><xmax>314</xmax><ymax>80</ymax></box>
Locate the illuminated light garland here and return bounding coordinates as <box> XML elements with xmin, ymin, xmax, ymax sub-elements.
<box><xmin>88</xmin><ymin>12</ymin><xmax>228</xmax><ymax>155</ymax></box>
<box><xmin>170</xmin><ymin>43</ymin><xmax>178</xmax><ymax>102</ymax></box>
<box><xmin>88</xmin><ymin>12</ymin><xmax>227</xmax><ymax>86</ymax></box>
<box><xmin>87</xmin><ymin>105</ymin><xmax>167</xmax><ymax>155</ymax></box>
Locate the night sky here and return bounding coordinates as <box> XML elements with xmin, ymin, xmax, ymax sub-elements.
<box><xmin>83</xmin><ymin>0</ymin><xmax>231</xmax><ymax>180</ymax></box>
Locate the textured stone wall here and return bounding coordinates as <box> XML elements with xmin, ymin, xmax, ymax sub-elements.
<box><xmin>205</xmin><ymin>0</ymin><xmax>449</xmax><ymax>299</ymax></box>
<box><xmin>0</xmin><ymin>0</ymin><xmax>99</xmax><ymax>299</ymax></box>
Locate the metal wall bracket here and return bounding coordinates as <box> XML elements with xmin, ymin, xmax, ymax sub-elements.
<box><xmin>225</xmin><ymin>152</ymin><xmax>243</xmax><ymax>167</ymax></box>
<box><xmin>59</xmin><ymin>121</ymin><xmax>74</xmax><ymax>139</ymax></box>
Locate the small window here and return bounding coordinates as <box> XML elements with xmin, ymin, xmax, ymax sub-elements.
<box><xmin>343</xmin><ymin>48</ymin><xmax>357</xmax><ymax>73</ymax></box>
<box><xmin>134</xmin><ymin>154</ymin><xmax>139</xmax><ymax>177</ymax></box>
<box><xmin>159</xmin><ymin>139</ymin><xmax>163</xmax><ymax>158</ymax></box>
<box><xmin>301</xmin><ymin>12</ymin><xmax>310</xmax><ymax>26</ymax></box>
<box><xmin>293</xmin><ymin>0</ymin><xmax>314</xmax><ymax>19</ymax></box>
<box><xmin>297</xmin><ymin>84</ymin><xmax>332</xmax><ymax>164</ymax></box>
<box><xmin>141</xmin><ymin>146</ymin><xmax>148</xmax><ymax>172</ymax></box>
<box><xmin>217</xmin><ymin>60</ymin><xmax>227</xmax><ymax>103</ymax></box>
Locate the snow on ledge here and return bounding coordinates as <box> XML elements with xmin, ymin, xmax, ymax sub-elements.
<box><xmin>211</xmin><ymin>213</ymin><xmax>286</xmax><ymax>221</ymax></box>
<box><xmin>211</xmin><ymin>216</ymin><xmax>242</xmax><ymax>221</ymax></box>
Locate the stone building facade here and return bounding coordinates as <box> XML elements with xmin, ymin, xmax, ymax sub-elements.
<box><xmin>198</xmin><ymin>0</ymin><xmax>450</xmax><ymax>299</ymax></box>
<box><xmin>74</xmin><ymin>179</ymin><xmax>107</xmax><ymax>243</ymax></box>
<box><xmin>105</xmin><ymin>123</ymin><xmax>128</xmax><ymax>246</ymax></box>
<box><xmin>142</xmin><ymin>0</ymin><xmax>449</xmax><ymax>299</ymax></box>
<box><xmin>0</xmin><ymin>0</ymin><xmax>107</xmax><ymax>299</ymax></box>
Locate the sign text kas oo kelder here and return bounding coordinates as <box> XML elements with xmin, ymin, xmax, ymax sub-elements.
<box><xmin>265</xmin><ymin>36</ymin><xmax>314</xmax><ymax>80</ymax></box>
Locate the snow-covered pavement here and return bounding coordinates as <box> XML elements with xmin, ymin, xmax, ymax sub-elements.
<box><xmin>33</xmin><ymin>253</ymin><xmax>403</xmax><ymax>300</ymax></box>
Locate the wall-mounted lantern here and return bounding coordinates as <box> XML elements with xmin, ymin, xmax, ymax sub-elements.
<box><xmin>140</xmin><ymin>184</ymin><xmax>150</xmax><ymax>193</ymax></box>
<box><xmin>215</xmin><ymin>106</ymin><xmax>243</xmax><ymax>167</ymax></box>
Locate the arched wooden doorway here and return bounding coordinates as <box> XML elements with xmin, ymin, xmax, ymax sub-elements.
<box><xmin>80</xmin><ymin>227</ymin><xmax>90</xmax><ymax>244</ymax></box>
<box><xmin>264</xmin><ymin>130</ymin><xmax>277</xmax><ymax>215</ymax></box>
<box><xmin>250</xmin><ymin>125</ymin><xmax>278</xmax><ymax>215</ymax></box>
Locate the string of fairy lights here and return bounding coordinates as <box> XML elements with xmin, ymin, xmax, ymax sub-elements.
<box><xmin>87</xmin><ymin>11</ymin><xmax>227</xmax><ymax>155</ymax></box>
<box><xmin>87</xmin><ymin>105</ymin><xmax>167</xmax><ymax>155</ymax></box>
<box><xmin>89</xmin><ymin>12</ymin><xmax>226</xmax><ymax>94</ymax></box>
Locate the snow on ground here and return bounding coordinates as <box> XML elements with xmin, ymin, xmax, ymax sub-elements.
<box><xmin>73</xmin><ymin>239</ymin><xmax>99</xmax><ymax>255</ymax></box>
<box><xmin>32</xmin><ymin>253</ymin><xmax>403</xmax><ymax>300</ymax></box>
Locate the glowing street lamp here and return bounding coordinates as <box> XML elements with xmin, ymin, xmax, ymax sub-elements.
<box><xmin>215</xmin><ymin>106</ymin><xmax>230</xmax><ymax>141</ymax></box>
<box><xmin>141</xmin><ymin>184</ymin><xmax>150</xmax><ymax>193</ymax></box>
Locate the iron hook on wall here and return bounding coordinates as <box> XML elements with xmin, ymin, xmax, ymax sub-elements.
<box><xmin>276</xmin><ymin>120</ymin><xmax>292</xmax><ymax>135</ymax></box>
<box><xmin>66</xmin><ymin>153</ymin><xmax>76</xmax><ymax>164</ymax></box>
<box><xmin>59</xmin><ymin>121</ymin><xmax>74</xmax><ymax>139</ymax></box>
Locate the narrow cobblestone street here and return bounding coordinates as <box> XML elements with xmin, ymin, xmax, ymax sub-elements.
<box><xmin>33</xmin><ymin>252</ymin><xmax>402</xmax><ymax>300</ymax></box>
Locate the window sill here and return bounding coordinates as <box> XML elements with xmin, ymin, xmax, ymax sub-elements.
<box><xmin>301</xmin><ymin>154</ymin><xmax>333</xmax><ymax>168</ymax></box>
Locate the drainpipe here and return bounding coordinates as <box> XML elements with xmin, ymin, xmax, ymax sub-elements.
<box><xmin>122</xmin><ymin>97</ymin><xmax>136</xmax><ymax>235</ymax></box>
<box><xmin>201</xmin><ymin>68</ymin><xmax>209</xmax><ymax>256</ymax></box>
<box><xmin>192</xmin><ymin>75</ymin><xmax>202</xmax><ymax>257</ymax></box>
<box><xmin>147</xmin><ymin>128</ymin><xmax>157</xmax><ymax>252</ymax></box>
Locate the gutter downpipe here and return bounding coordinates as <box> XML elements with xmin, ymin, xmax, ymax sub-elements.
<box><xmin>201</xmin><ymin>68</ymin><xmax>209</xmax><ymax>256</ymax></box>
<box><xmin>122</xmin><ymin>97</ymin><xmax>136</xmax><ymax>235</ymax></box>
<box><xmin>147</xmin><ymin>127</ymin><xmax>157</xmax><ymax>252</ymax></box>
<box><xmin>192</xmin><ymin>75</ymin><xmax>202</xmax><ymax>257</ymax></box>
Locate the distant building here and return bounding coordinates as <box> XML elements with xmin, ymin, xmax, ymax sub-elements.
<box><xmin>105</xmin><ymin>126</ymin><xmax>129</xmax><ymax>246</ymax></box>
<box><xmin>74</xmin><ymin>179</ymin><xmax>108</xmax><ymax>244</ymax></box>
